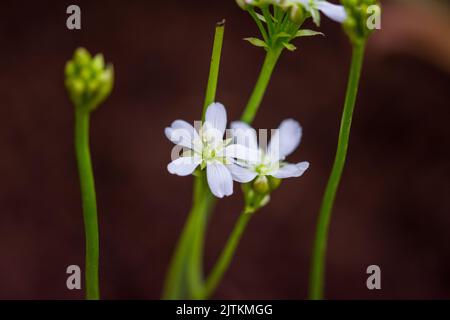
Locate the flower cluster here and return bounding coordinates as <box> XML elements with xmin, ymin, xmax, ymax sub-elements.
<box><xmin>236</xmin><ymin>0</ymin><xmax>347</xmax><ymax>25</ymax></box>
<box><xmin>165</xmin><ymin>103</ymin><xmax>309</xmax><ymax>199</ymax></box>
<box><xmin>65</xmin><ymin>48</ymin><xmax>114</xmax><ymax>112</ymax></box>
<box><xmin>341</xmin><ymin>0</ymin><xmax>381</xmax><ymax>44</ymax></box>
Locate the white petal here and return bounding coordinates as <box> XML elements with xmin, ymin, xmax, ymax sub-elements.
<box><xmin>230</xmin><ymin>121</ymin><xmax>258</xmax><ymax>150</ymax></box>
<box><xmin>205</xmin><ymin>103</ymin><xmax>227</xmax><ymax>136</ymax></box>
<box><xmin>272</xmin><ymin>161</ymin><xmax>310</xmax><ymax>179</ymax></box>
<box><xmin>167</xmin><ymin>156</ymin><xmax>201</xmax><ymax>176</ymax></box>
<box><xmin>317</xmin><ymin>1</ymin><xmax>347</xmax><ymax>23</ymax></box>
<box><xmin>172</xmin><ymin>120</ymin><xmax>199</xmax><ymax>139</ymax></box>
<box><xmin>268</xmin><ymin>119</ymin><xmax>302</xmax><ymax>160</ymax></box>
<box><xmin>220</xmin><ymin>144</ymin><xmax>260</xmax><ymax>163</ymax></box>
<box><xmin>206</xmin><ymin>162</ymin><xmax>234</xmax><ymax>198</ymax></box>
<box><xmin>227</xmin><ymin>164</ymin><xmax>257</xmax><ymax>183</ymax></box>
<box><xmin>165</xmin><ymin>119</ymin><xmax>198</xmax><ymax>150</ymax></box>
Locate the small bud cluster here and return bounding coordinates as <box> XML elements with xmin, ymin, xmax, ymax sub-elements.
<box><xmin>65</xmin><ymin>48</ymin><xmax>114</xmax><ymax>112</ymax></box>
<box><xmin>243</xmin><ymin>175</ymin><xmax>282</xmax><ymax>212</ymax></box>
<box><xmin>236</xmin><ymin>0</ymin><xmax>306</xmax><ymax>24</ymax></box>
<box><xmin>341</xmin><ymin>0</ymin><xmax>380</xmax><ymax>45</ymax></box>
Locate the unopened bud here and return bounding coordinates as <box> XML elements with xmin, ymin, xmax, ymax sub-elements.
<box><xmin>65</xmin><ymin>47</ymin><xmax>114</xmax><ymax>112</ymax></box>
<box><xmin>253</xmin><ymin>176</ymin><xmax>270</xmax><ymax>194</ymax></box>
<box><xmin>268</xmin><ymin>176</ymin><xmax>282</xmax><ymax>190</ymax></box>
<box><xmin>341</xmin><ymin>0</ymin><xmax>381</xmax><ymax>44</ymax></box>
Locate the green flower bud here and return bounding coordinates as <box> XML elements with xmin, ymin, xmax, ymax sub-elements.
<box><xmin>341</xmin><ymin>0</ymin><xmax>381</xmax><ymax>45</ymax></box>
<box><xmin>91</xmin><ymin>54</ymin><xmax>105</xmax><ymax>72</ymax></box>
<box><xmin>290</xmin><ymin>4</ymin><xmax>306</xmax><ymax>23</ymax></box>
<box><xmin>74</xmin><ymin>47</ymin><xmax>91</xmax><ymax>67</ymax></box>
<box><xmin>65</xmin><ymin>47</ymin><xmax>114</xmax><ymax>112</ymax></box>
<box><xmin>253</xmin><ymin>175</ymin><xmax>270</xmax><ymax>194</ymax></box>
<box><xmin>268</xmin><ymin>176</ymin><xmax>282</xmax><ymax>190</ymax></box>
<box><xmin>242</xmin><ymin>182</ymin><xmax>271</xmax><ymax>213</ymax></box>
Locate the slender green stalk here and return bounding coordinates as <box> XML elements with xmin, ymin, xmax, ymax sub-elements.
<box><xmin>189</xmin><ymin>21</ymin><xmax>225</xmax><ymax>296</ymax></box>
<box><xmin>187</xmin><ymin>177</ymin><xmax>215</xmax><ymax>299</ymax></box>
<box><xmin>203</xmin><ymin>20</ymin><xmax>225</xmax><ymax>120</ymax></box>
<box><xmin>202</xmin><ymin>209</ymin><xmax>253</xmax><ymax>299</ymax></box>
<box><xmin>308</xmin><ymin>43</ymin><xmax>366</xmax><ymax>300</ymax></box>
<box><xmin>163</xmin><ymin>21</ymin><xmax>224</xmax><ymax>300</ymax></box>
<box><xmin>241</xmin><ymin>48</ymin><xmax>282</xmax><ymax>124</ymax></box>
<box><xmin>74</xmin><ymin>108</ymin><xmax>100</xmax><ymax>300</ymax></box>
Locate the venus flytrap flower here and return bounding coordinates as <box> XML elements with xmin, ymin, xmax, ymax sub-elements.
<box><xmin>227</xmin><ymin>119</ymin><xmax>309</xmax><ymax>212</ymax></box>
<box><xmin>165</xmin><ymin>103</ymin><xmax>258</xmax><ymax>198</ymax></box>
<box><xmin>230</xmin><ymin>119</ymin><xmax>310</xmax><ymax>188</ymax></box>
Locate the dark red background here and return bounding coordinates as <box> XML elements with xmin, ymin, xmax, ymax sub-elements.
<box><xmin>0</xmin><ymin>0</ymin><xmax>449</xmax><ymax>299</ymax></box>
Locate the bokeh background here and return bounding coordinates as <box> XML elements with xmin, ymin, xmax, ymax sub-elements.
<box><xmin>0</xmin><ymin>0</ymin><xmax>449</xmax><ymax>299</ymax></box>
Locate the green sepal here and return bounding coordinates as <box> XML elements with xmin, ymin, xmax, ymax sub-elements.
<box><xmin>244</xmin><ymin>37</ymin><xmax>269</xmax><ymax>49</ymax></box>
<box><xmin>295</xmin><ymin>29</ymin><xmax>324</xmax><ymax>38</ymax></box>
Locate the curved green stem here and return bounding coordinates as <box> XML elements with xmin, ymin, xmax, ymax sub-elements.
<box><xmin>308</xmin><ymin>43</ymin><xmax>366</xmax><ymax>300</ymax></box>
<box><xmin>202</xmin><ymin>209</ymin><xmax>254</xmax><ymax>299</ymax></box>
<box><xmin>74</xmin><ymin>108</ymin><xmax>100</xmax><ymax>300</ymax></box>
<box><xmin>241</xmin><ymin>48</ymin><xmax>282</xmax><ymax>124</ymax></box>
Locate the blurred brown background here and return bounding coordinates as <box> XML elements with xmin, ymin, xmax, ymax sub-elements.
<box><xmin>0</xmin><ymin>0</ymin><xmax>449</xmax><ymax>299</ymax></box>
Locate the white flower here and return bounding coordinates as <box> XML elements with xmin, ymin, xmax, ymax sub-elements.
<box><xmin>294</xmin><ymin>0</ymin><xmax>347</xmax><ymax>24</ymax></box>
<box><xmin>229</xmin><ymin>119</ymin><xmax>310</xmax><ymax>184</ymax></box>
<box><xmin>165</xmin><ymin>103</ymin><xmax>258</xmax><ymax>198</ymax></box>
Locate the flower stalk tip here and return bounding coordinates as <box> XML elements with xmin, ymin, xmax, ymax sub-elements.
<box><xmin>65</xmin><ymin>47</ymin><xmax>114</xmax><ymax>112</ymax></box>
<box><xmin>341</xmin><ymin>0</ymin><xmax>381</xmax><ymax>45</ymax></box>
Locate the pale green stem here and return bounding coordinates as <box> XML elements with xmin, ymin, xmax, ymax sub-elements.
<box><xmin>74</xmin><ymin>108</ymin><xmax>100</xmax><ymax>300</ymax></box>
<box><xmin>308</xmin><ymin>43</ymin><xmax>366</xmax><ymax>300</ymax></box>
<box><xmin>162</xmin><ymin>21</ymin><xmax>224</xmax><ymax>300</ymax></box>
<box><xmin>241</xmin><ymin>48</ymin><xmax>282</xmax><ymax>124</ymax></box>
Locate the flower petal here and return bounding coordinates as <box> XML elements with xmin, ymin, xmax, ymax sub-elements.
<box><xmin>272</xmin><ymin>161</ymin><xmax>310</xmax><ymax>179</ymax></box>
<box><xmin>206</xmin><ymin>162</ymin><xmax>234</xmax><ymax>198</ymax></box>
<box><xmin>205</xmin><ymin>102</ymin><xmax>227</xmax><ymax>136</ymax></box>
<box><xmin>230</xmin><ymin>121</ymin><xmax>258</xmax><ymax>150</ymax></box>
<box><xmin>165</xmin><ymin>119</ymin><xmax>199</xmax><ymax>150</ymax></box>
<box><xmin>227</xmin><ymin>164</ymin><xmax>257</xmax><ymax>183</ymax></box>
<box><xmin>268</xmin><ymin>119</ymin><xmax>302</xmax><ymax>160</ymax></box>
<box><xmin>167</xmin><ymin>156</ymin><xmax>201</xmax><ymax>176</ymax></box>
<box><xmin>317</xmin><ymin>1</ymin><xmax>347</xmax><ymax>23</ymax></box>
<box><xmin>220</xmin><ymin>144</ymin><xmax>260</xmax><ymax>163</ymax></box>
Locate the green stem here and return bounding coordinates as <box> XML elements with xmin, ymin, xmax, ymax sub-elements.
<box><xmin>202</xmin><ymin>21</ymin><xmax>225</xmax><ymax>120</ymax></box>
<box><xmin>163</xmin><ymin>21</ymin><xmax>224</xmax><ymax>300</ymax></box>
<box><xmin>241</xmin><ymin>48</ymin><xmax>282</xmax><ymax>124</ymax></box>
<box><xmin>308</xmin><ymin>43</ymin><xmax>366</xmax><ymax>300</ymax></box>
<box><xmin>202</xmin><ymin>209</ymin><xmax>254</xmax><ymax>299</ymax></box>
<box><xmin>74</xmin><ymin>108</ymin><xmax>100</xmax><ymax>300</ymax></box>
<box><xmin>162</xmin><ymin>177</ymin><xmax>204</xmax><ymax>299</ymax></box>
<box><xmin>187</xmin><ymin>178</ymin><xmax>215</xmax><ymax>299</ymax></box>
